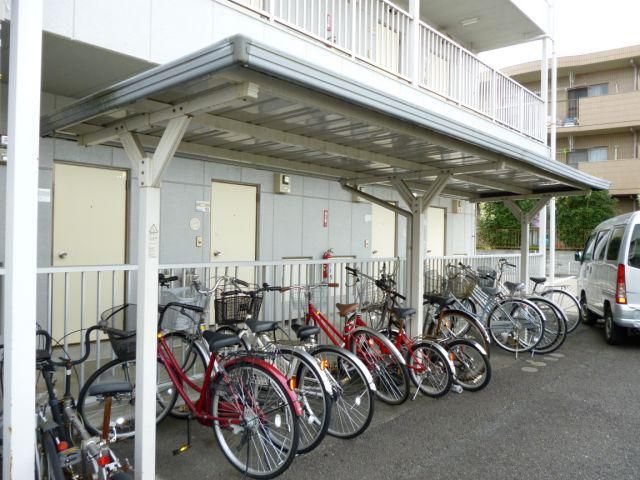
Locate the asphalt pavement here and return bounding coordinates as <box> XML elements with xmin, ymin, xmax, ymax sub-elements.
<box><xmin>113</xmin><ymin>324</ymin><xmax>640</xmax><ymax>480</ymax></box>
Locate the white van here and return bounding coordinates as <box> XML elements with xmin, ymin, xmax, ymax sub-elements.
<box><xmin>576</xmin><ymin>211</ymin><xmax>640</xmax><ymax>344</ymax></box>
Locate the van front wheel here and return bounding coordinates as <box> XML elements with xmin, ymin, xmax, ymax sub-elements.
<box><xmin>604</xmin><ymin>307</ymin><xmax>625</xmax><ymax>345</ymax></box>
<box><xmin>580</xmin><ymin>293</ymin><xmax>597</xmax><ymax>326</ymax></box>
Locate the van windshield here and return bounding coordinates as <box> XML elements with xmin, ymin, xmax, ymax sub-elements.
<box><xmin>629</xmin><ymin>225</ymin><xmax>640</xmax><ymax>269</ymax></box>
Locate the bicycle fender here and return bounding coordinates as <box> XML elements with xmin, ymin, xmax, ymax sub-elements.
<box><xmin>224</xmin><ymin>356</ymin><xmax>304</xmax><ymax>416</ymax></box>
<box><xmin>445</xmin><ymin>338</ymin><xmax>488</xmax><ymax>358</ymax></box>
<box><xmin>412</xmin><ymin>339</ymin><xmax>456</xmax><ymax>377</ymax></box>
<box><xmin>275</xmin><ymin>346</ymin><xmax>334</xmax><ymax>397</ymax></box>
<box><xmin>349</xmin><ymin>326</ymin><xmax>407</xmax><ymax>366</ymax></box>
<box><xmin>307</xmin><ymin>344</ymin><xmax>377</xmax><ymax>392</ymax></box>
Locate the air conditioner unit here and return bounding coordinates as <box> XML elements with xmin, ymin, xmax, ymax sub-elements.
<box><xmin>452</xmin><ymin>199</ymin><xmax>465</xmax><ymax>214</ymax></box>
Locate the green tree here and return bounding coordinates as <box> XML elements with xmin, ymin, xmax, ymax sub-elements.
<box><xmin>477</xmin><ymin>200</ymin><xmax>535</xmax><ymax>248</ymax></box>
<box><xmin>556</xmin><ymin>191</ymin><xmax>617</xmax><ymax>247</ymax></box>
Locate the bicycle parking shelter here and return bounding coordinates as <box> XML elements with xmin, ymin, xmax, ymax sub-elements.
<box><xmin>9</xmin><ymin>34</ymin><xmax>607</xmax><ymax>479</ymax></box>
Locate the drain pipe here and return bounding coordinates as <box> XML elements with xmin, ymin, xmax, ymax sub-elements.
<box><xmin>632</xmin><ymin>128</ymin><xmax>638</xmax><ymax>159</ymax></box>
<box><xmin>631</xmin><ymin>59</ymin><xmax>639</xmax><ymax>91</ymax></box>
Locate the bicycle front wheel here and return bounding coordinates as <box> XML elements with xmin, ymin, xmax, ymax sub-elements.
<box><xmin>487</xmin><ymin>299</ymin><xmax>545</xmax><ymax>353</ymax></box>
<box><xmin>77</xmin><ymin>357</ymin><xmax>176</xmax><ymax>439</ymax></box>
<box><xmin>529</xmin><ymin>296</ymin><xmax>567</xmax><ymax>355</ymax></box>
<box><xmin>310</xmin><ymin>346</ymin><xmax>375</xmax><ymax>439</ymax></box>
<box><xmin>211</xmin><ymin>361</ymin><xmax>300</xmax><ymax>479</ymax></box>
<box><xmin>36</xmin><ymin>429</ymin><xmax>64</xmax><ymax>480</ymax></box>
<box><xmin>542</xmin><ymin>288</ymin><xmax>581</xmax><ymax>333</ymax></box>
<box><xmin>407</xmin><ymin>340</ymin><xmax>453</xmax><ymax>397</ymax></box>
<box><xmin>349</xmin><ymin>330</ymin><xmax>410</xmax><ymax>405</ymax></box>
<box><xmin>445</xmin><ymin>339</ymin><xmax>491</xmax><ymax>392</ymax></box>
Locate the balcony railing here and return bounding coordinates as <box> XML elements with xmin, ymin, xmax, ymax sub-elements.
<box><xmin>227</xmin><ymin>0</ymin><xmax>545</xmax><ymax>142</ymax></box>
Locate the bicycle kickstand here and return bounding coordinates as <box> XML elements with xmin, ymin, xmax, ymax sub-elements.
<box><xmin>173</xmin><ymin>415</ymin><xmax>192</xmax><ymax>456</ymax></box>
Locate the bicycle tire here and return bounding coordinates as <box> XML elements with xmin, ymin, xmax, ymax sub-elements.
<box><xmin>272</xmin><ymin>348</ymin><xmax>332</xmax><ymax>454</ymax></box>
<box><xmin>309</xmin><ymin>346</ymin><xmax>375</xmax><ymax>439</ymax></box>
<box><xmin>348</xmin><ymin>329</ymin><xmax>410</xmax><ymax>405</ymax></box>
<box><xmin>407</xmin><ymin>340</ymin><xmax>453</xmax><ymax>397</ymax></box>
<box><xmin>211</xmin><ymin>361</ymin><xmax>300</xmax><ymax>479</ymax></box>
<box><xmin>163</xmin><ymin>331</ymin><xmax>209</xmax><ymax>419</ymax></box>
<box><xmin>38</xmin><ymin>430</ymin><xmax>64</xmax><ymax>480</ymax></box>
<box><xmin>487</xmin><ymin>298</ymin><xmax>545</xmax><ymax>353</ymax></box>
<box><xmin>77</xmin><ymin>357</ymin><xmax>176</xmax><ymax>439</ymax></box>
<box><xmin>541</xmin><ymin>288</ymin><xmax>581</xmax><ymax>334</ymax></box>
<box><xmin>437</xmin><ymin>308</ymin><xmax>491</xmax><ymax>354</ymax></box>
<box><xmin>445</xmin><ymin>339</ymin><xmax>491</xmax><ymax>392</ymax></box>
<box><xmin>530</xmin><ymin>297</ymin><xmax>568</xmax><ymax>355</ymax></box>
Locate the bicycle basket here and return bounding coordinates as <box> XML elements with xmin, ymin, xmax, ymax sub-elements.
<box><xmin>356</xmin><ymin>278</ymin><xmax>384</xmax><ymax>308</ymax></box>
<box><xmin>445</xmin><ymin>274</ymin><xmax>476</xmax><ymax>299</ymax></box>
<box><xmin>424</xmin><ymin>271</ymin><xmax>447</xmax><ymax>295</ymax></box>
<box><xmin>476</xmin><ymin>266</ymin><xmax>497</xmax><ymax>288</ymax></box>
<box><xmin>99</xmin><ymin>304</ymin><xmax>137</xmax><ymax>361</ymax></box>
<box><xmin>160</xmin><ymin>288</ymin><xmax>201</xmax><ymax>332</ymax></box>
<box><xmin>214</xmin><ymin>293</ymin><xmax>263</xmax><ymax>325</ymax></box>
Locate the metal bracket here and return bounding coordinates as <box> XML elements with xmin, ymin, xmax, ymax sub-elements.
<box><xmin>340</xmin><ymin>181</ymin><xmax>411</xmax><ymax>217</ymax></box>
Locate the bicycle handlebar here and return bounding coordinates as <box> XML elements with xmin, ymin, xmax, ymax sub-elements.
<box><xmin>40</xmin><ymin>324</ymin><xmax>101</xmax><ymax>368</ymax></box>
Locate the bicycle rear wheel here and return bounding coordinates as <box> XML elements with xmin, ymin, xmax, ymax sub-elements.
<box><xmin>349</xmin><ymin>329</ymin><xmax>410</xmax><ymax>405</ymax></box>
<box><xmin>310</xmin><ymin>346</ymin><xmax>375</xmax><ymax>439</ymax></box>
<box><xmin>542</xmin><ymin>288</ymin><xmax>581</xmax><ymax>333</ymax></box>
<box><xmin>487</xmin><ymin>298</ymin><xmax>545</xmax><ymax>353</ymax></box>
<box><xmin>530</xmin><ymin>296</ymin><xmax>567</xmax><ymax>354</ymax></box>
<box><xmin>36</xmin><ymin>429</ymin><xmax>64</xmax><ymax>480</ymax></box>
<box><xmin>437</xmin><ymin>308</ymin><xmax>490</xmax><ymax>354</ymax></box>
<box><xmin>77</xmin><ymin>357</ymin><xmax>176</xmax><ymax>439</ymax></box>
<box><xmin>211</xmin><ymin>361</ymin><xmax>299</xmax><ymax>479</ymax></box>
<box><xmin>445</xmin><ymin>339</ymin><xmax>491</xmax><ymax>392</ymax></box>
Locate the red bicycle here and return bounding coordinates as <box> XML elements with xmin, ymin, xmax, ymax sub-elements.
<box><xmin>346</xmin><ymin>266</ymin><xmax>455</xmax><ymax>398</ymax></box>
<box><xmin>288</xmin><ymin>282</ymin><xmax>411</xmax><ymax>405</ymax></box>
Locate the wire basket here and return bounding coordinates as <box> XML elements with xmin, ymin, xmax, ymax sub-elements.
<box><xmin>214</xmin><ymin>293</ymin><xmax>263</xmax><ymax>325</ymax></box>
<box><xmin>355</xmin><ymin>278</ymin><xmax>384</xmax><ymax>308</ymax></box>
<box><xmin>99</xmin><ymin>304</ymin><xmax>137</xmax><ymax>361</ymax></box>
<box><xmin>444</xmin><ymin>274</ymin><xmax>476</xmax><ymax>299</ymax></box>
<box><xmin>476</xmin><ymin>266</ymin><xmax>497</xmax><ymax>288</ymax></box>
<box><xmin>424</xmin><ymin>271</ymin><xmax>447</xmax><ymax>295</ymax></box>
<box><xmin>160</xmin><ymin>288</ymin><xmax>202</xmax><ymax>332</ymax></box>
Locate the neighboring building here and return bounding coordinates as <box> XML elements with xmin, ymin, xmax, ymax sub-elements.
<box><xmin>505</xmin><ymin>46</ymin><xmax>640</xmax><ymax>213</ymax></box>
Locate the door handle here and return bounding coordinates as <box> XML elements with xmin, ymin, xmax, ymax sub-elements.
<box><xmin>213</xmin><ymin>250</ymin><xmax>223</xmax><ymax>257</ymax></box>
<box><xmin>58</xmin><ymin>251</ymin><xmax>68</xmax><ymax>259</ymax></box>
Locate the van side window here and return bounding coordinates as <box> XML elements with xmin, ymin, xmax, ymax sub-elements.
<box><xmin>605</xmin><ymin>227</ymin><xmax>625</xmax><ymax>261</ymax></box>
<box><xmin>583</xmin><ymin>234</ymin><xmax>596</xmax><ymax>261</ymax></box>
<box><xmin>628</xmin><ymin>225</ymin><xmax>640</xmax><ymax>269</ymax></box>
<box><xmin>593</xmin><ymin>230</ymin><xmax>610</xmax><ymax>261</ymax></box>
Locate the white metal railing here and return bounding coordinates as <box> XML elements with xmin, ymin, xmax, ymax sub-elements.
<box><xmin>419</xmin><ymin>22</ymin><xmax>544</xmax><ymax>141</ymax></box>
<box><xmin>227</xmin><ymin>0</ymin><xmax>545</xmax><ymax>142</ymax></box>
<box><xmin>424</xmin><ymin>253</ymin><xmax>544</xmax><ymax>292</ymax></box>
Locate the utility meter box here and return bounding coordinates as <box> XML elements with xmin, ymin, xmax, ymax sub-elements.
<box><xmin>275</xmin><ymin>173</ymin><xmax>291</xmax><ymax>194</ymax></box>
<box><xmin>452</xmin><ymin>199</ymin><xmax>465</xmax><ymax>214</ymax></box>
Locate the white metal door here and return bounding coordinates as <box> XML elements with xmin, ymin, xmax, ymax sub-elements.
<box><xmin>52</xmin><ymin>163</ymin><xmax>128</xmax><ymax>342</ymax></box>
<box><xmin>371</xmin><ymin>202</ymin><xmax>396</xmax><ymax>258</ymax></box>
<box><xmin>425</xmin><ymin>207</ymin><xmax>445</xmax><ymax>256</ymax></box>
<box><xmin>210</xmin><ymin>181</ymin><xmax>257</xmax><ymax>280</ymax></box>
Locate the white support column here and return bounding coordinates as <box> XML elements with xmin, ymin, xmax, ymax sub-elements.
<box><xmin>549</xmin><ymin>197</ymin><xmax>556</xmax><ymax>282</ymax></box>
<box><xmin>408</xmin><ymin>0</ymin><xmax>420</xmax><ymax>85</ymax></box>
<box><xmin>408</xmin><ymin>197</ymin><xmax>425</xmax><ymax>334</ymax></box>
<box><xmin>538</xmin><ymin>205</ymin><xmax>547</xmax><ymax>278</ymax></box>
<box><xmin>3</xmin><ymin>1</ymin><xmax>42</xmax><ymax>478</ymax></box>
<box><xmin>541</xmin><ymin>37</ymin><xmax>549</xmax><ymax>147</ymax></box>
<box><xmin>120</xmin><ymin>116</ymin><xmax>190</xmax><ymax>480</ymax></box>
<box><xmin>520</xmin><ymin>217</ymin><xmax>530</xmax><ymax>284</ymax></box>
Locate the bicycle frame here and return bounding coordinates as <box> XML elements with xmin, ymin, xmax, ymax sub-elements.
<box><xmin>156</xmin><ymin>332</ymin><xmax>302</xmax><ymax>428</ymax></box>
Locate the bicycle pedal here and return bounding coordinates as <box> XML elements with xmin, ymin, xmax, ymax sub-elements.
<box><xmin>172</xmin><ymin>444</ymin><xmax>191</xmax><ymax>456</ymax></box>
<box><xmin>58</xmin><ymin>446</ymin><xmax>82</xmax><ymax>467</ymax></box>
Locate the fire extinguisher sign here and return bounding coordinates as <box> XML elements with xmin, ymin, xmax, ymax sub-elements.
<box><xmin>323</xmin><ymin>209</ymin><xmax>328</xmax><ymax>228</ymax></box>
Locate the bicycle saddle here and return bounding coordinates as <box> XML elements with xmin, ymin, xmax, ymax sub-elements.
<box><xmin>393</xmin><ymin>307</ymin><xmax>416</xmax><ymax>319</ymax></box>
<box><xmin>480</xmin><ymin>286</ymin><xmax>501</xmax><ymax>297</ymax></box>
<box><xmin>87</xmin><ymin>382</ymin><xmax>134</xmax><ymax>397</ymax></box>
<box><xmin>246</xmin><ymin>317</ymin><xmax>278</xmax><ymax>333</ymax></box>
<box><xmin>336</xmin><ymin>303</ymin><xmax>357</xmax><ymax>317</ymax></box>
<box><xmin>202</xmin><ymin>330</ymin><xmax>242</xmax><ymax>352</ymax></box>
<box><xmin>504</xmin><ymin>281</ymin><xmax>526</xmax><ymax>294</ymax></box>
<box><xmin>423</xmin><ymin>293</ymin><xmax>456</xmax><ymax>308</ymax></box>
<box><xmin>529</xmin><ymin>276</ymin><xmax>547</xmax><ymax>285</ymax></box>
<box><xmin>295</xmin><ymin>325</ymin><xmax>321</xmax><ymax>341</ymax></box>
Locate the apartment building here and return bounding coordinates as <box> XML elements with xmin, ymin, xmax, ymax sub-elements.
<box><xmin>505</xmin><ymin>46</ymin><xmax>640</xmax><ymax>212</ymax></box>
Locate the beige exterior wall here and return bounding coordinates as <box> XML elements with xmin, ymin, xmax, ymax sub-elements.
<box><xmin>578</xmin><ymin>158</ymin><xmax>640</xmax><ymax>196</ymax></box>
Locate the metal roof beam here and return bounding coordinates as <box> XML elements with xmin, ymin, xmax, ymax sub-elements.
<box><xmin>454</xmin><ymin>174</ymin><xmax>532</xmax><ymax>195</ymax></box>
<box><xmin>189</xmin><ymin>113</ymin><xmax>427</xmax><ymax>172</ymax></box>
<box><xmin>422</xmin><ymin>174</ymin><xmax>451</xmax><ymax>212</ymax></box>
<box><xmin>341</xmin><ymin>182</ymin><xmax>411</xmax><ymax>217</ymax></box>
<box><xmin>469</xmin><ymin>189</ymin><xmax>591</xmax><ymax>203</ymax></box>
<box><xmin>403</xmin><ymin>181</ymin><xmax>476</xmax><ymax>199</ymax></box>
<box><xmin>79</xmin><ymin>82</ymin><xmax>260</xmax><ymax>146</ymax></box>
<box><xmin>350</xmin><ymin>161</ymin><xmax>504</xmax><ymax>185</ymax></box>
<box><xmin>135</xmin><ymin>133</ymin><xmax>354</xmax><ymax>179</ymax></box>
<box><xmin>390</xmin><ymin>178</ymin><xmax>416</xmax><ymax>207</ymax></box>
